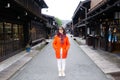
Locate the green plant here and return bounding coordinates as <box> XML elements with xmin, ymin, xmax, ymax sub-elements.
<box><xmin>55</xmin><ymin>17</ymin><xmax>62</xmax><ymax>26</ymax></box>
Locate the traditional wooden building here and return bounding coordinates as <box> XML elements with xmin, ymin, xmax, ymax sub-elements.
<box><xmin>72</xmin><ymin>0</ymin><xmax>120</xmax><ymax>53</ymax></box>
<box><xmin>72</xmin><ymin>0</ymin><xmax>91</xmax><ymax>38</ymax></box>
<box><xmin>65</xmin><ymin>21</ymin><xmax>72</xmax><ymax>34</ymax></box>
<box><xmin>42</xmin><ymin>14</ymin><xmax>58</xmax><ymax>38</ymax></box>
<box><xmin>86</xmin><ymin>0</ymin><xmax>120</xmax><ymax>52</ymax></box>
<box><xmin>0</xmin><ymin>0</ymin><xmax>48</xmax><ymax>61</ymax></box>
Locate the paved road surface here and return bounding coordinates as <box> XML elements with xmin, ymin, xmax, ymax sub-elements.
<box><xmin>10</xmin><ymin>36</ymin><xmax>109</xmax><ymax>80</ymax></box>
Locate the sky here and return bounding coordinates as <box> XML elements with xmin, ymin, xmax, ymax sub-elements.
<box><xmin>42</xmin><ymin>0</ymin><xmax>85</xmax><ymax>20</ymax></box>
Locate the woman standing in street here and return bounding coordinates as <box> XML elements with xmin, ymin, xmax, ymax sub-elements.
<box><xmin>52</xmin><ymin>26</ymin><xmax>70</xmax><ymax>77</ymax></box>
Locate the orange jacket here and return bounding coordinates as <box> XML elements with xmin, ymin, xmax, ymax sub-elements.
<box><xmin>52</xmin><ymin>35</ymin><xmax>70</xmax><ymax>59</ymax></box>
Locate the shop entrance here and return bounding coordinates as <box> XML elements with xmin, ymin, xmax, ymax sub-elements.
<box><xmin>108</xmin><ymin>26</ymin><xmax>120</xmax><ymax>53</ymax></box>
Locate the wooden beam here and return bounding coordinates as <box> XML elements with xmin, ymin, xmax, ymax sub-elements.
<box><xmin>87</xmin><ymin>0</ymin><xmax>120</xmax><ymax>21</ymax></box>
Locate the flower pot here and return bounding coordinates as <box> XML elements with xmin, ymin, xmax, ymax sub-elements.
<box><xmin>26</xmin><ymin>47</ymin><xmax>31</xmax><ymax>52</ymax></box>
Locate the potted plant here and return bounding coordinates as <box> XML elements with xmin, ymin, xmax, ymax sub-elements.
<box><xmin>26</xmin><ymin>44</ymin><xmax>31</xmax><ymax>52</ymax></box>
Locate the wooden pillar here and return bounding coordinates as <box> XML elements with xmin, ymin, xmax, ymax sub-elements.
<box><xmin>104</xmin><ymin>23</ymin><xmax>109</xmax><ymax>51</ymax></box>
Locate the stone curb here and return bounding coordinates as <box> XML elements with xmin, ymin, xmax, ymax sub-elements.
<box><xmin>0</xmin><ymin>41</ymin><xmax>49</xmax><ymax>80</ymax></box>
<box><xmin>0</xmin><ymin>51</ymin><xmax>38</xmax><ymax>80</ymax></box>
<box><xmin>73</xmin><ymin>37</ymin><xmax>119</xmax><ymax>80</ymax></box>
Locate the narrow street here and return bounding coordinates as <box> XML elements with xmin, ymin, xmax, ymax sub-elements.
<box><xmin>0</xmin><ymin>0</ymin><xmax>120</xmax><ymax>80</ymax></box>
<box><xmin>9</xmin><ymin>35</ymin><xmax>109</xmax><ymax>80</ymax></box>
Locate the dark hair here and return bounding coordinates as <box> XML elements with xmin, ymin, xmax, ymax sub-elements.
<box><xmin>57</xmin><ymin>26</ymin><xmax>66</xmax><ymax>44</ymax></box>
<box><xmin>57</xmin><ymin>26</ymin><xmax>66</xmax><ymax>35</ymax></box>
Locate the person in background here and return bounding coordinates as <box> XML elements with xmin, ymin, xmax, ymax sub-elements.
<box><xmin>112</xmin><ymin>28</ymin><xmax>117</xmax><ymax>43</ymax></box>
<box><xmin>52</xmin><ymin>26</ymin><xmax>70</xmax><ymax>77</ymax></box>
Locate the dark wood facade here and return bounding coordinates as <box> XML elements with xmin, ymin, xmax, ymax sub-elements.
<box><xmin>0</xmin><ymin>0</ymin><xmax>48</xmax><ymax>61</ymax></box>
<box><xmin>42</xmin><ymin>14</ymin><xmax>58</xmax><ymax>38</ymax></box>
<box><xmin>73</xmin><ymin>0</ymin><xmax>120</xmax><ymax>53</ymax></box>
<box><xmin>86</xmin><ymin>0</ymin><xmax>120</xmax><ymax>53</ymax></box>
<box><xmin>66</xmin><ymin>21</ymin><xmax>72</xmax><ymax>34</ymax></box>
<box><xmin>72</xmin><ymin>0</ymin><xmax>91</xmax><ymax>38</ymax></box>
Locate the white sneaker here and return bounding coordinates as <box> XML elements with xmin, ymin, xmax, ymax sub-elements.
<box><xmin>61</xmin><ymin>71</ymin><xmax>65</xmax><ymax>76</ymax></box>
<box><xmin>58</xmin><ymin>71</ymin><xmax>62</xmax><ymax>76</ymax></box>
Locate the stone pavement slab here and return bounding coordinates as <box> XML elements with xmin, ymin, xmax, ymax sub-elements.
<box><xmin>0</xmin><ymin>41</ymin><xmax>47</xmax><ymax>80</ymax></box>
<box><xmin>73</xmin><ymin>37</ymin><xmax>120</xmax><ymax>74</ymax></box>
<box><xmin>0</xmin><ymin>50</ymin><xmax>39</xmax><ymax>80</ymax></box>
<box><xmin>73</xmin><ymin>36</ymin><xmax>120</xmax><ymax>80</ymax></box>
<box><xmin>80</xmin><ymin>45</ymin><xmax>120</xmax><ymax>74</ymax></box>
<box><xmin>0</xmin><ymin>51</ymin><xmax>28</xmax><ymax>72</ymax></box>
